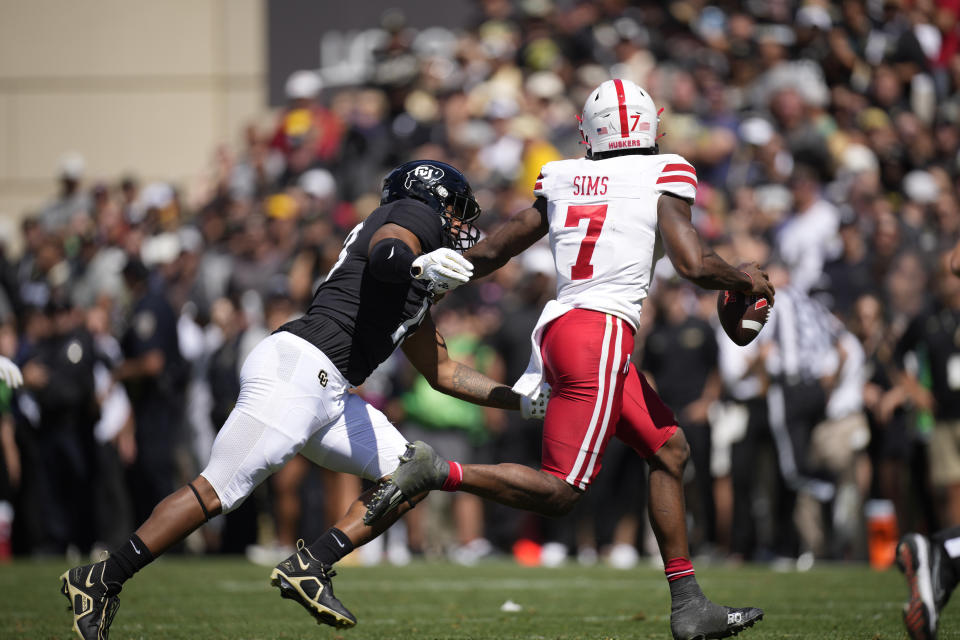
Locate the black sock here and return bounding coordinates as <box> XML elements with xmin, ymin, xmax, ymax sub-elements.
<box><xmin>103</xmin><ymin>534</ymin><xmax>154</xmax><ymax>593</ymax></box>
<box><xmin>306</xmin><ymin>528</ymin><xmax>355</xmax><ymax>566</ymax></box>
<box><xmin>669</xmin><ymin>575</ymin><xmax>705</xmax><ymax>610</ymax></box>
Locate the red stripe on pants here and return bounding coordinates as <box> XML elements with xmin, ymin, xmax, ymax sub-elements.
<box><xmin>539</xmin><ymin>310</ymin><xmax>632</xmax><ymax>489</ymax></box>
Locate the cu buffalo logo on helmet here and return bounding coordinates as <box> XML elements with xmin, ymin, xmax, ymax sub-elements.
<box><xmin>405</xmin><ymin>164</ymin><xmax>445</xmax><ymax>189</ymax></box>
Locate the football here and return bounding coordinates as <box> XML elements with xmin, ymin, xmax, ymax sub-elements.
<box><xmin>717</xmin><ymin>289</ymin><xmax>770</xmax><ymax>346</ymax></box>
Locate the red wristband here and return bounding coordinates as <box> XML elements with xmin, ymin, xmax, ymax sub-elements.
<box><xmin>441</xmin><ymin>461</ymin><xmax>463</xmax><ymax>491</ymax></box>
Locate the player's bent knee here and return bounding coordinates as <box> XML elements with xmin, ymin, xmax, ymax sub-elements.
<box><xmin>652</xmin><ymin>428</ymin><xmax>690</xmax><ymax>476</ymax></box>
<box><xmin>542</xmin><ymin>475</ymin><xmax>582</xmax><ymax>517</ymax></box>
<box><xmin>547</xmin><ymin>494</ymin><xmax>579</xmax><ymax>517</ymax></box>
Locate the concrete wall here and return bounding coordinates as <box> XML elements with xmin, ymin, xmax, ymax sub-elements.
<box><xmin>0</xmin><ymin>0</ymin><xmax>266</xmax><ymax>236</ymax></box>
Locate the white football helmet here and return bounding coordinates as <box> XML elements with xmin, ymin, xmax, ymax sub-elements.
<box><xmin>579</xmin><ymin>79</ymin><xmax>659</xmax><ymax>156</ymax></box>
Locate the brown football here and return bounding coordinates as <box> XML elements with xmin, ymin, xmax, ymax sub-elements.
<box><xmin>717</xmin><ymin>289</ymin><xmax>770</xmax><ymax>346</ymax></box>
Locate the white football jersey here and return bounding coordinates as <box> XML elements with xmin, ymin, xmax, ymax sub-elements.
<box><xmin>533</xmin><ymin>153</ymin><xmax>698</xmax><ymax>330</ymax></box>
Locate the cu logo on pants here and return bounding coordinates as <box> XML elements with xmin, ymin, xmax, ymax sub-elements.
<box><xmin>318</xmin><ymin>370</ymin><xmax>328</xmax><ymax>387</ymax></box>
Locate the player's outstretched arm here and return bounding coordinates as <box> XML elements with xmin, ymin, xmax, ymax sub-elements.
<box><xmin>465</xmin><ymin>197</ymin><xmax>549</xmax><ymax>279</ymax></box>
<box><xmin>401</xmin><ymin>314</ymin><xmax>522</xmax><ymax>411</ymax></box>
<box><xmin>367</xmin><ymin>222</ymin><xmax>474</xmax><ymax>293</ymax></box>
<box><xmin>657</xmin><ymin>193</ymin><xmax>775</xmax><ymax>304</ymax></box>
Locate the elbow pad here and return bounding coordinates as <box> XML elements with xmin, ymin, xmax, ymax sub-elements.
<box><xmin>368</xmin><ymin>237</ymin><xmax>417</xmax><ymax>283</ymax></box>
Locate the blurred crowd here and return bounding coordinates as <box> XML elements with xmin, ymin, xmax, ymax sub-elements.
<box><xmin>1</xmin><ymin>0</ymin><xmax>959</xmax><ymax>570</ymax></box>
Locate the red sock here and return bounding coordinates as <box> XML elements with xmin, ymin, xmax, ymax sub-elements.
<box><xmin>664</xmin><ymin>557</ymin><xmax>695</xmax><ymax>582</ymax></box>
<box><xmin>441</xmin><ymin>461</ymin><xmax>463</xmax><ymax>491</ymax></box>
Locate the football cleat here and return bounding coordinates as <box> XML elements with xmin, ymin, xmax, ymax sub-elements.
<box><xmin>270</xmin><ymin>541</ymin><xmax>357</xmax><ymax>629</ymax></box>
<box><xmin>59</xmin><ymin>561</ymin><xmax>120</xmax><ymax>640</ymax></box>
<box><xmin>897</xmin><ymin>533</ymin><xmax>940</xmax><ymax>640</ymax></box>
<box><xmin>364</xmin><ymin>441</ymin><xmax>448</xmax><ymax>526</ymax></box>
<box><xmin>670</xmin><ymin>601</ymin><xmax>763</xmax><ymax>640</ymax></box>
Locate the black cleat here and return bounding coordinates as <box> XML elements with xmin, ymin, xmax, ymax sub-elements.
<box><xmin>364</xmin><ymin>441</ymin><xmax>448</xmax><ymax>526</ymax></box>
<box><xmin>897</xmin><ymin>533</ymin><xmax>940</xmax><ymax>640</ymax></box>
<box><xmin>270</xmin><ymin>541</ymin><xmax>357</xmax><ymax>629</ymax></box>
<box><xmin>364</xmin><ymin>478</ymin><xmax>404</xmax><ymax>527</ymax></box>
<box><xmin>671</xmin><ymin>600</ymin><xmax>764</xmax><ymax>640</ymax></box>
<box><xmin>59</xmin><ymin>561</ymin><xmax>120</xmax><ymax>640</ymax></box>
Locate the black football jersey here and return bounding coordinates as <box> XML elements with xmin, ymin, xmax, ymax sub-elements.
<box><xmin>280</xmin><ymin>198</ymin><xmax>445</xmax><ymax>385</ymax></box>
<box><xmin>896</xmin><ymin>306</ymin><xmax>960</xmax><ymax>420</ymax></box>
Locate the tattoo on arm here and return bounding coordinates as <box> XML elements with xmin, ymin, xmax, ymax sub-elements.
<box><xmin>450</xmin><ymin>363</ymin><xmax>521</xmax><ymax>410</ymax></box>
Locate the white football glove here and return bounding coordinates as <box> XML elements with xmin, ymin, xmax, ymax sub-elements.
<box><xmin>520</xmin><ymin>383</ymin><xmax>551</xmax><ymax>420</ymax></box>
<box><xmin>0</xmin><ymin>356</ymin><xmax>23</xmax><ymax>389</ymax></box>
<box><xmin>410</xmin><ymin>248</ymin><xmax>474</xmax><ymax>293</ymax></box>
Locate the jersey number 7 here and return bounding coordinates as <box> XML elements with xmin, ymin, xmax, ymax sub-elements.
<box><xmin>564</xmin><ymin>204</ymin><xmax>607</xmax><ymax>280</ymax></box>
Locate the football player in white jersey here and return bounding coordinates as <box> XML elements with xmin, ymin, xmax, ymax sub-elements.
<box><xmin>366</xmin><ymin>80</ymin><xmax>774</xmax><ymax>640</ymax></box>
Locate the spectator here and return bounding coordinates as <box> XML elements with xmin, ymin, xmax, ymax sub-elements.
<box><xmin>39</xmin><ymin>153</ymin><xmax>91</xmax><ymax>232</ymax></box>
<box><xmin>114</xmin><ymin>258</ymin><xmax>187</xmax><ymax>524</ymax></box>
<box><xmin>795</xmin><ymin>318</ymin><xmax>871</xmax><ymax>562</ymax></box>
<box><xmin>713</xmin><ymin>313</ymin><xmax>771</xmax><ymax>560</ymax></box>
<box><xmin>895</xmin><ymin>253</ymin><xmax>960</xmax><ymax>527</ymax></box>
<box><xmin>760</xmin><ymin>263</ymin><xmax>837</xmax><ymax>562</ymax></box>
<box><xmin>775</xmin><ymin>164</ymin><xmax>841</xmax><ymax>295</ymax></box>
<box><xmin>399</xmin><ymin>306</ymin><xmax>500</xmax><ymax>564</ymax></box>
<box><xmin>86</xmin><ymin>305</ymin><xmax>135</xmax><ymax>551</ymax></box>
<box><xmin>642</xmin><ymin>280</ymin><xmax>721</xmax><ymax>550</ymax></box>
<box><xmin>20</xmin><ymin>300</ymin><xmax>98</xmax><ymax>553</ymax></box>
<box><xmin>271</xmin><ymin>71</ymin><xmax>344</xmax><ymax>178</ymax></box>
<box><xmin>853</xmin><ymin>293</ymin><xmax>914</xmax><ymax>532</ymax></box>
<box><xmin>0</xmin><ymin>325</ymin><xmax>20</xmax><ymax>561</ymax></box>
<box><xmin>819</xmin><ymin>208</ymin><xmax>874</xmax><ymax>319</ymax></box>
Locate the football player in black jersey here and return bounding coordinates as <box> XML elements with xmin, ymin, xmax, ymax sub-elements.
<box><xmin>60</xmin><ymin>160</ymin><xmax>547</xmax><ymax>639</ymax></box>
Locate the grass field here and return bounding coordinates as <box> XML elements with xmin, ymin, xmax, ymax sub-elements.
<box><xmin>3</xmin><ymin>556</ymin><xmax>955</xmax><ymax>639</ymax></box>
